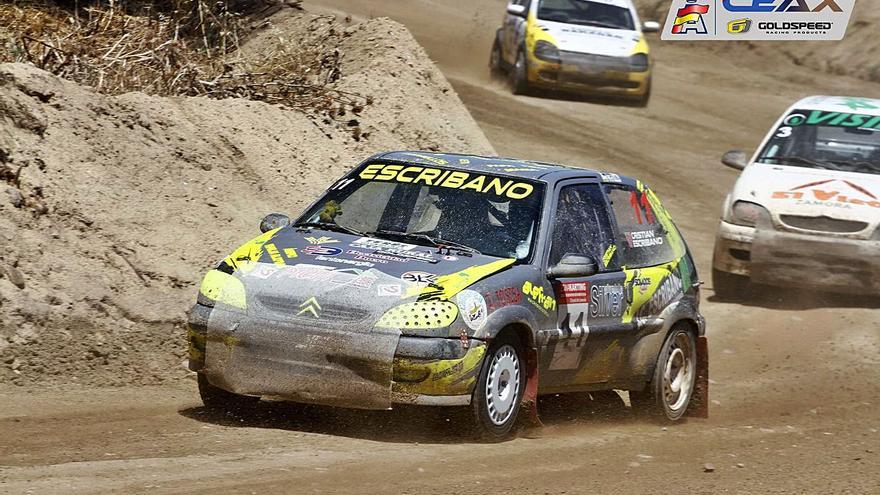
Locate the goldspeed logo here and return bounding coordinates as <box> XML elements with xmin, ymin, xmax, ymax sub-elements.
<box><xmin>671</xmin><ymin>0</ymin><xmax>710</xmax><ymax>34</ymax></box>
<box><xmin>359</xmin><ymin>164</ymin><xmax>535</xmax><ymax>199</ymax></box>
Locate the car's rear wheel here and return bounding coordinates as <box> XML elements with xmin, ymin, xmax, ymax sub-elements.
<box><xmin>198</xmin><ymin>373</ymin><xmax>259</xmax><ymax>413</ymax></box>
<box><xmin>472</xmin><ymin>334</ymin><xmax>525</xmax><ymax>440</ymax></box>
<box><xmin>511</xmin><ymin>50</ymin><xmax>530</xmax><ymax>95</ymax></box>
<box><xmin>489</xmin><ymin>38</ymin><xmax>504</xmax><ymax>78</ymax></box>
<box><xmin>630</xmin><ymin>325</ymin><xmax>696</xmax><ymax>422</ymax></box>
<box><xmin>712</xmin><ymin>267</ymin><xmax>749</xmax><ymax>300</ymax></box>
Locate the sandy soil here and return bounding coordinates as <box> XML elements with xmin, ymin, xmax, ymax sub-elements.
<box><xmin>2</xmin><ymin>1</ymin><xmax>880</xmax><ymax>493</ymax></box>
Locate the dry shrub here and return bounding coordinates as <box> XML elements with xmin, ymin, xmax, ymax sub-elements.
<box><xmin>0</xmin><ymin>1</ymin><xmax>369</xmax><ymax>123</ymax></box>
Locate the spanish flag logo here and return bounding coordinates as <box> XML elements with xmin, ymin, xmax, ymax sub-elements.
<box><xmin>671</xmin><ymin>0</ymin><xmax>710</xmax><ymax>34</ymax></box>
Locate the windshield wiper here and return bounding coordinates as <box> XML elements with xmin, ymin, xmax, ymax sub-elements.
<box><xmin>371</xmin><ymin>230</ymin><xmax>481</xmax><ymax>256</ymax></box>
<box><xmin>771</xmin><ymin>155</ymin><xmax>842</xmax><ymax>171</ymax></box>
<box><xmin>573</xmin><ymin>20</ymin><xmax>624</xmax><ymax>29</ymax></box>
<box><xmin>828</xmin><ymin>159</ymin><xmax>880</xmax><ymax>173</ymax></box>
<box><xmin>293</xmin><ymin>221</ymin><xmax>368</xmax><ymax>238</ymax></box>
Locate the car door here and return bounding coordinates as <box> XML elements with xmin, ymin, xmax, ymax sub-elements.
<box><xmin>603</xmin><ymin>182</ymin><xmax>692</xmax><ymax>377</ymax></box>
<box><xmin>539</xmin><ymin>181</ymin><xmax>631</xmax><ymax>391</ymax></box>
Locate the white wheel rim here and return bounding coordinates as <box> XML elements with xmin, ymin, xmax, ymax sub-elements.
<box><xmin>485</xmin><ymin>345</ymin><xmax>521</xmax><ymax>425</ymax></box>
<box><xmin>663</xmin><ymin>333</ymin><xmax>695</xmax><ymax>413</ymax></box>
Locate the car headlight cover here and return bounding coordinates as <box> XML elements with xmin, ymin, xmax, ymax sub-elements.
<box><xmin>630</xmin><ymin>53</ymin><xmax>649</xmax><ymax>72</ymax></box>
<box><xmin>375</xmin><ymin>301</ymin><xmax>459</xmax><ymax>329</ymax></box>
<box><xmin>533</xmin><ymin>40</ymin><xmax>561</xmax><ymax>63</ymax></box>
<box><xmin>731</xmin><ymin>201</ymin><xmax>771</xmax><ymax>227</ymax></box>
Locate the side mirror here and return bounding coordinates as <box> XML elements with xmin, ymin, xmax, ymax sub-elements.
<box><xmin>642</xmin><ymin>21</ymin><xmax>661</xmax><ymax>33</ymax></box>
<box><xmin>260</xmin><ymin>213</ymin><xmax>290</xmax><ymax>233</ymax></box>
<box><xmin>506</xmin><ymin>3</ymin><xmax>527</xmax><ymax>17</ymax></box>
<box><xmin>547</xmin><ymin>254</ymin><xmax>599</xmax><ymax>279</ymax></box>
<box><xmin>721</xmin><ymin>150</ymin><xmax>749</xmax><ymax>171</ymax></box>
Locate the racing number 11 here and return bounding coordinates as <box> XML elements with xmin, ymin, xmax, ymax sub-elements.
<box><xmin>629</xmin><ymin>191</ymin><xmax>655</xmax><ymax>225</ymax></box>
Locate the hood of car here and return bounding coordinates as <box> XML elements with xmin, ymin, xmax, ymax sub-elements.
<box><xmin>537</xmin><ymin>20</ymin><xmax>640</xmax><ymax>57</ymax></box>
<box><xmin>733</xmin><ymin>164</ymin><xmax>880</xmax><ymax>229</ymax></box>
<box><xmin>206</xmin><ymin>227</ymin><xmax>517</xmax><ymax>329</ymax></box>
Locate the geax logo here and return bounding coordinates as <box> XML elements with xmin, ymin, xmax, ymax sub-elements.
<box><xmin>728</xmin><ymin>18</ymin><xmax>752</xmax><ymax>33</ymax></box>
<box><xmin>722</xmin><ymin>0</ymin><xmax>842</xmax><ymax>12</ymax></box>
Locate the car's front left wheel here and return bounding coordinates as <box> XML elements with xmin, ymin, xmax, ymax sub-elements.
<box><xmin>198</xmin><ymin>373</ymin><xmax>259</xmax><ymax>414</ymax></box>
<box><xmin>472</xmin><ymin>334</ymin><xmax>526</xmax><ymax>440</ymax></box>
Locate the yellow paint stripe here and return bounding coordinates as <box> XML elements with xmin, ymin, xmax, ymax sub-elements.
<box><xmin>603</xmin><ymin>244</ymin><xmax>617</xmax><ymax>267</ymax></box>
<box><xmin>284</xmin><ymin>247</ymin><xmax>298</xmax><ymax>259</ymax></box>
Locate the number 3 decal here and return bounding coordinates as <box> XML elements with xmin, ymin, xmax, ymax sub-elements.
<box><xmin>776</xmin><ymin>126</ymin><xmax>793</xmax><ymax>138</ymax></box>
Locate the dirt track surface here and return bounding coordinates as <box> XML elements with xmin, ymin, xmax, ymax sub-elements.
<box><xmin>3</xmin><ymin>1</ymin><xmax>880</xmax><ymax>493</ymax></box>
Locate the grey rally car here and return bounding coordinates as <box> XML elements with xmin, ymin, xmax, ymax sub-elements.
<box><xmin>187</xmin><ymin>151</ymin><xmax>708</xmax><ymax>438</ymax></box>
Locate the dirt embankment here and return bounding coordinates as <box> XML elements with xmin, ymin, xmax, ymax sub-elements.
<box><xmin>0</xmin><ymin>12</ymin><xmax>493</xmax><ymax>387</ymax></box>
<box><xmin>635</xmin><ymin>0</ymin><xmax>880</xmax><ymax>83</ymax></box>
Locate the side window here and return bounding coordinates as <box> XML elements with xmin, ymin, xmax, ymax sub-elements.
<box><xmin>604</xmin><ymin>184</ymin><xmax>676</xmax><ymax>268</ymax></box>
<box><xmin>549</xmin><ymin>184</ymin><xmax>619</xmax><ymax>271</ymax></box>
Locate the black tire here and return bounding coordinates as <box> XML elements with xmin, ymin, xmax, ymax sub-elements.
<box><xmin>489</xmin><ymin>38</ymin><xmax>504</xmax><ymax>78</ymax></box>
<box><xmin>198</xmin><ymin>373</ymin><xmax>259</xmax><ymax>413</ymax></box>
<box><xmin>511</xmin><ymin>50</ymin><xmax>530</xmax><ymax>95</ymax></box>
<box><xmin>712</xmin><ymin>267</ymin><xmax>749</xmax><ymax>300</ymax></box>
<box><xmin>472</xmin><ymin>334</ymin><xmax>526</xmax><ymax>440</ymax></box>
<box><xmin>629</xmin><ymin>325</ymin><xmax>697</xmax><ymax>422</ymax></box>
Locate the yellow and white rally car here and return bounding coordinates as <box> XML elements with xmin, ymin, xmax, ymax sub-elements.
<box><xmin>489</xmin><ymin>0</ymin><xmax>659</xmax><ymax>105</ymax></box>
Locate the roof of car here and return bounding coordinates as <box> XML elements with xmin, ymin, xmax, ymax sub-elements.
<box><xmin>374</xmin><ymin>151</ymin><xmax>635</xmax><ymax>185</ymax></box>
<box><xmin>790</xmin><ymin>95</ymin><xmax>880</xmax><ymax>116</ymax></box>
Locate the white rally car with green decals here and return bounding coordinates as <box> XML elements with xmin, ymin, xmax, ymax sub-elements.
<box><xmin>188</xmin><ymin>152</ymin><xmax>707</xmax><ymax>438</ymax></box>
<box><xmin>490</xmin><ymin>0</ymin><xmax>659</xmax><ymax>105</ymax></box>
<box><xmin>714</xmin><ymin>96</ymin><xmax>880</xmax><ymax>297</ymax></box>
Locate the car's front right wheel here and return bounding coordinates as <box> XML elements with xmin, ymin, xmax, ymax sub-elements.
<box><xmin>472</xmin><ymin>334</ymin><xmax>526</xmax><ymax>440</ymax></box>
<box><xmin>511</xmin><ymin>50</ymin><xmax>530</xmax><ymax>95</ymax></box>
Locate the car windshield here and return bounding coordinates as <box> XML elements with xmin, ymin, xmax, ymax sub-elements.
<box><xmin>537</xmin><ymin>0</ymin><xmax>635</xmax><ymax>30</ymax></box>
<box><xmin>296</xmin><ymin>162</ymin><xmax>545</xmax><ymax>260</ymax></box>
<box><xmin>757</xmin><ymin>108</ymin><xmax>880</xmax><ymax>175</ymax></box>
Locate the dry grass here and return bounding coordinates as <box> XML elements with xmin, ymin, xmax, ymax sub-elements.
<box><xmin>0</xmin><ymin>1</ymin><xmax>369</xmax><ymax>123</ymax></box>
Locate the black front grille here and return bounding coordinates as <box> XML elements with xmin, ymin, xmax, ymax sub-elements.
<box><xmin>779</xmin><ymin>215</ymin><xmax>868</xmax><ymax>234</ymax></box>
<box><xmin>256</xmin><ymin>295</ymin><xmax>371</xmax><ymax>323</ymax></box>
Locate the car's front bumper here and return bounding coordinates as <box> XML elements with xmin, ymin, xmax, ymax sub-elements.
<box><xmin>187</xmin><ymin>303</ymin><xmax>484</xmax><ymax>408</ymax></box>
<box><xmin>714</xmin><ymin>220</ymin><xmax>880</xmax><ymax>293</ymax></box>
<box><xmin>527</xmin><ymin>56</ymin><xmax>650</xmax><ymax>97</ymax></box>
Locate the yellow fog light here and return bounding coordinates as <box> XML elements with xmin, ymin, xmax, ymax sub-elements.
<box><xmin>375</xmin><ymin>301</ymin><xmax>458</xmax><ymax>329</ymax></box>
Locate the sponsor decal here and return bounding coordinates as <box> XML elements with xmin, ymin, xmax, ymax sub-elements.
<box><xmin>297</xmin><ymin>297</ymin><xmax>321</xmax><ymax>318</ymax></box>
<box><xmin>347</xmin><ymin>249</ymin><xmax>409</xmax><ymax>264</ymax></box>
<box><xmin>521</xmin><ymin>280</ymin><xmax>556</xmax><ymax>316</ymax></box>
<box><xmin>455</xmin><ymin>290</ymin><xmax>488</xmax><ymax>330</ymax></box>
<box><xmin>600</xmin><ymin>172</ymin><xmax>622</xmax><ymax>183</ymax></box>
<box><xmin>671</xmin><ymin>0</ymin><xmax>710</xmax><ymax>35</ymax></box>
<box><xmin>558</xmin><ymin>281</ymin><xmax>589</xmax><ymax>305</ymax></box>
<box><xmin>256</xmin><ymin>264</ymin><xmax>377</xmax><ymax>288</ymax></box>
<box><xmin>590</xmin><ymin>284</ymin><xmax>624</xmax><ymax>318</ymax></box>
<box><xmin>442</xmin><ymin>255</ymin><xmax>459</xmax><ymax>261</ymax></box>
<box><xmin>377</xmin><ymin>283</ymin><xmax>402</xmax><ymax>296</ymax></box>
<box><xmin>402</xmin><ymin>271</ymin><xmax>436</xmax><ymax>285</ymax></box>
<box><xmin>484</xmin><ymin>287</ymin><xmax>523</xmax><ymax>312</ymax></box>
<box><xmin>625</xmin><ymin>230</ymin><xmax>665</xmax><ymax>248</ymax></box>
<box><xmin>638</xmin><ymin>273</ymin><xmax>683</xmax><ymax>316</ymax></box>
<box><xmin>303</xmin><ymin>245</ymin><xmax>342</xmax><ymax>256</ymax></box>
<box><xmin>772</xmin><ymin>179</ymin><xmax>880</xmax><ymax>209</ymax></box>
<box><xmin>304</xmin><ymin>236</ymin><xmax>338</xmax><ymax>244</ymax></box>
<box><xmin>632</xmin><ymin>274</ymin><xmax>653</xmax><ymax>295</ymax></box>
<box><xmin>663</xmin><ymin>0</ymin><xmax>853</xmax><ymax>40</ymax></box>
<box><xmin>351</xmin><ymin>237</ymin><xmax>415</xmax><ymax>252</ymax></box>
<box><xmin>727</xmin><ymin>18</ymin><xmax>752</xmax><ymax>33</ymax></box>
<box><xmin>359</xmin><ymin>164</ymin><xmax>535</xmax><ymax>200</ymax></box>
<box><xmin>314</xmin><ymin>255</ymin><xmax>375</xmax><ymax>268</ymax></box>
<box><xmin>781</xmin><ymin>110</ymin><xmax>880</xmax><ymax>130</ymax></box>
